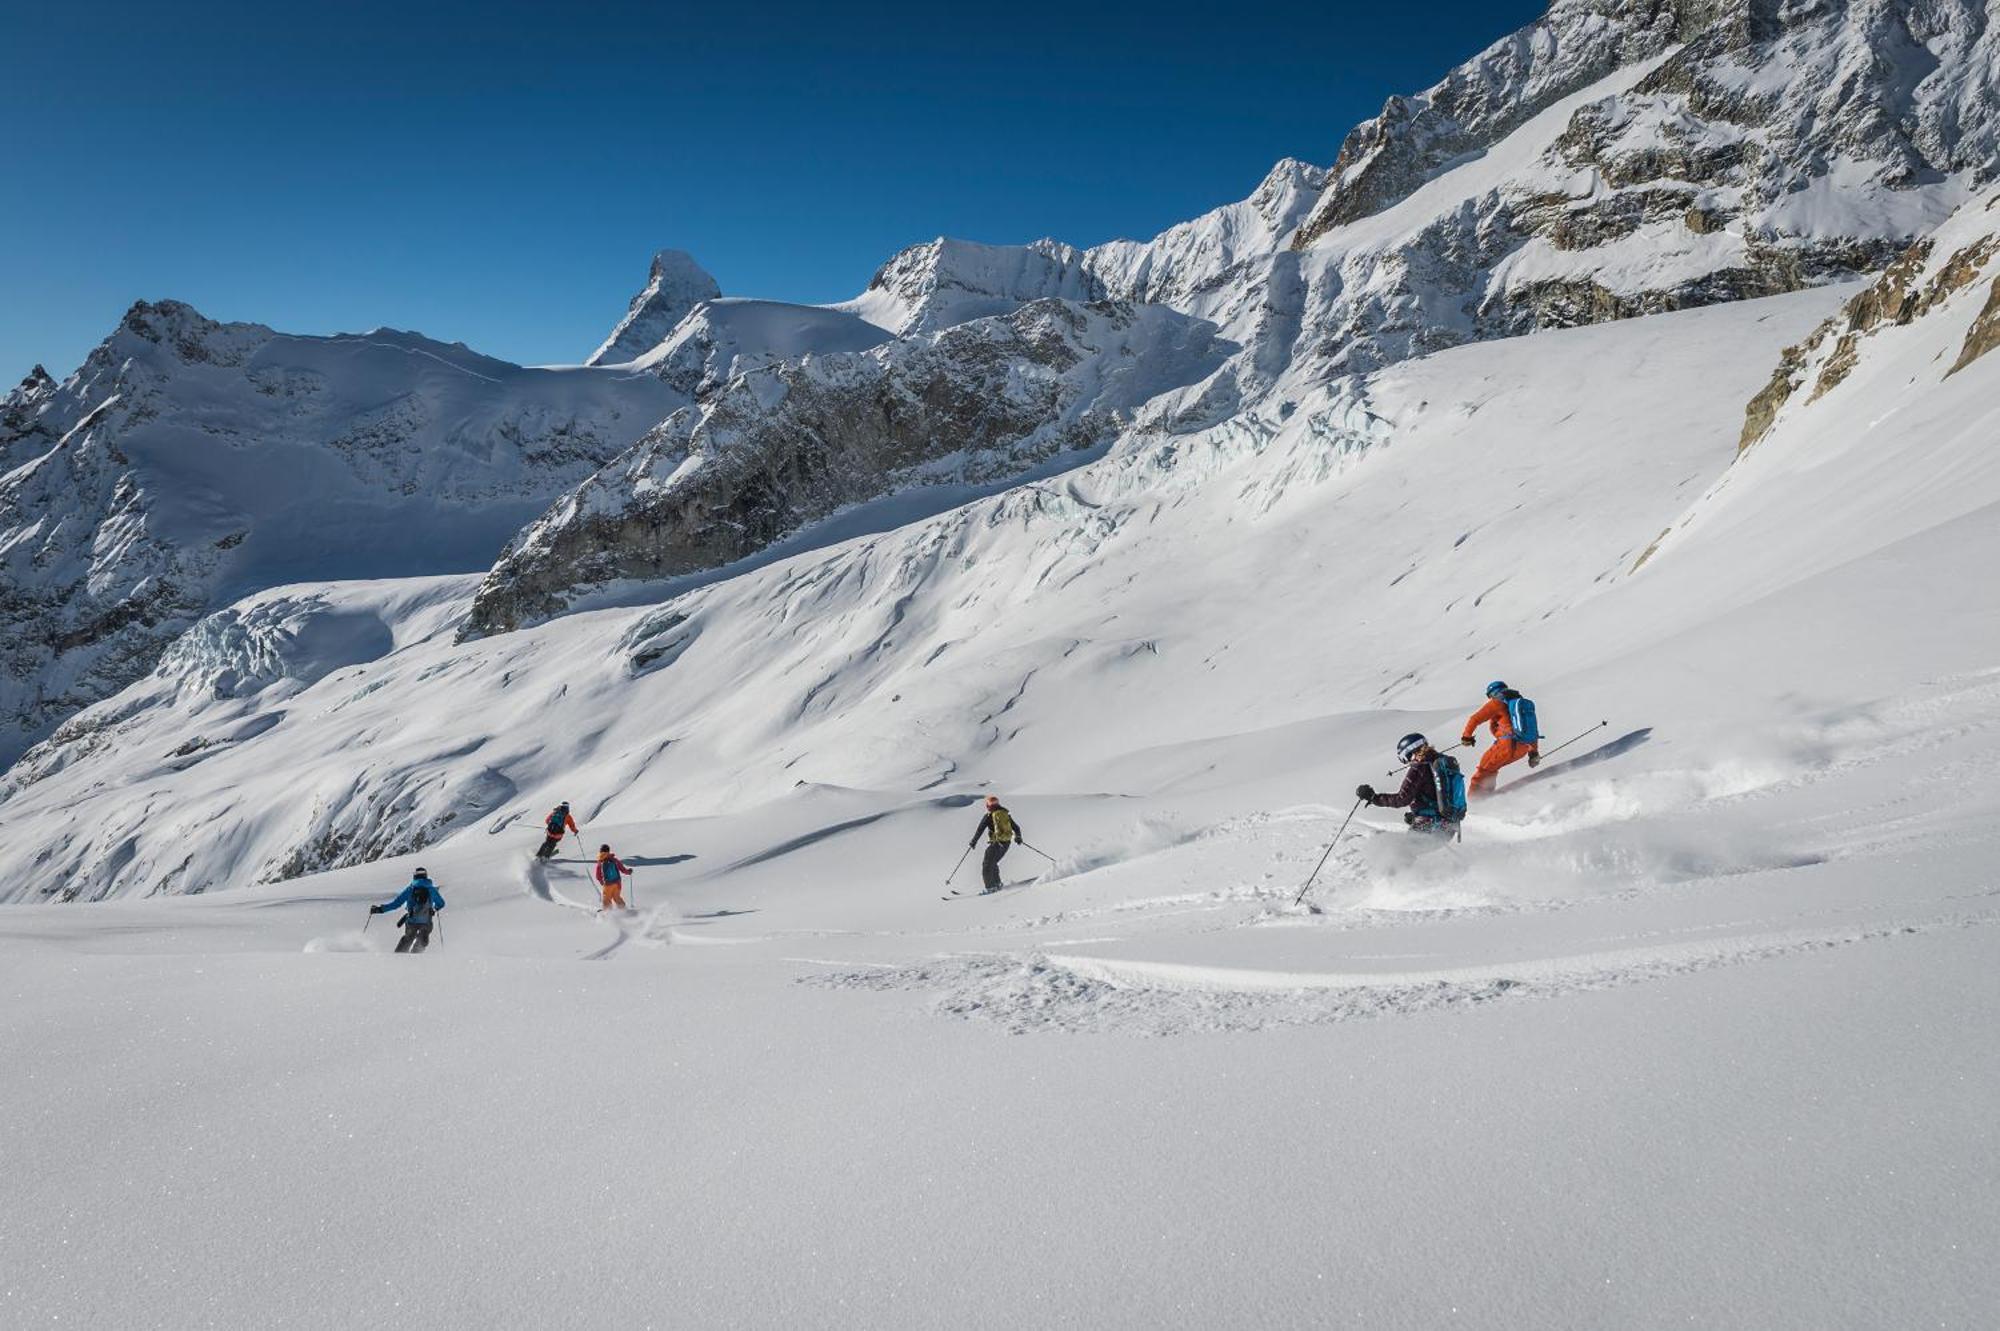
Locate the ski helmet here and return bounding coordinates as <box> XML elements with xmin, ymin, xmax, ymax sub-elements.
<box><xmin>984</xmin><ymin>795</ymin><xmax>1000</xmax><ymax>808</ymax></box>
<box><xmin>599</xmin><ymin>844</ymin><xmax>611</xmax><ymax>854</ymax></box>
<box><xmin>414</xmin><ymin>867</ymin><xmax>427</xmax><ymax>877</ymax></box>
<box><xmin>1396</xmin><ymin>733</ymin><xmax>1429</xmax><ymax>763</ymax></box>
<box><xmin>1485</xmin><ymin>680</ymin><xmax>1508</xmax><ymax>698</ymax></box>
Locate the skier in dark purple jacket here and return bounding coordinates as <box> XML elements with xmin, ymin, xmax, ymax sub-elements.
<box><xmin>1355</xmin><ymin>733</ymin><xmax>1464</xmax><ymax>838</ymax></box>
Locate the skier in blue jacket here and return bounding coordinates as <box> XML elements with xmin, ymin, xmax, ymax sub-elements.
<box><xmin>370</xmin><ymin>870</ymin><xmax>445</xmax><ymax>953</ymax></box>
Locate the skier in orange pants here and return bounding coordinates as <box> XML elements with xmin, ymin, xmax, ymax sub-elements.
<box><xmin>1461</xmin><ymin>680</ymin><xmax>1541</xmax><ymax>796</ymax></box>
<box><xmin>593</xmin><ymin>845</ymin><xmax>631</xmax><ymax>911</ymax></box>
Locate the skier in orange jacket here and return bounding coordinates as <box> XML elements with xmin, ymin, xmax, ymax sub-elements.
<box><xmin>593</xmin><ymin>845</ymin><xmax>631</xmax><ymax>911</ymax></box>
<box><xmin>1461</xmin><ymin>680</ymin><xmax>1541</xmax><ymax>796</ymax></box>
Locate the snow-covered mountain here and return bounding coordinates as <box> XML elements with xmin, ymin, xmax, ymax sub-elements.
<box><xmin>465</xmin><ymin>0</ymin><xmax>1998</xmax><ymax>630</ymax></box>
<box><xmin>0</xmin><ymin>301</ymin><xmax>681</xmax><ymax>764</ymax></box>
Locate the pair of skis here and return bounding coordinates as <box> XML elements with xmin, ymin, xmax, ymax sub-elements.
<box><xmin>941</xmin><ymin>880</ymin><xmax>1038</xmax><ymax>901</ymax></box>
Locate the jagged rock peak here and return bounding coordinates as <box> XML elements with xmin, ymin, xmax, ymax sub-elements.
<box><xmin>587</xmin><ymin>249</ymin><xmax>724</xmax><ymax>366</ymax></box>
<box><xmin>1</xmin><ymin>364</ymin><xmax>61</xmax><ymax>440</ymax></box>
<box><xmin>102</xmin><ymin>299</ymin><xmax>272</xmax><ymax>370</ymax></box>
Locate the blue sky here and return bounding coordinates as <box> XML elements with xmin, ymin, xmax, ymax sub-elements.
<box><xmin>2</xmin><ymin>0</ymin><xmax>1545</xmax><ymax>385</ymax></box>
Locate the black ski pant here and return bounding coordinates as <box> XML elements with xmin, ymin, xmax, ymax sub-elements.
<box><xmin>396</xmin><ymin>922</ymin><xmax>433</xmax><ymax>953</ymax></box>
<box><xmin>536</xmin><ymin>835</ymin><xmax>561</xmax><ymax>859</ymax></box>
<box><xmin>981</xmin><ymin>841</ymin><xmax>1011</xmax><ymax>891</ymax></box>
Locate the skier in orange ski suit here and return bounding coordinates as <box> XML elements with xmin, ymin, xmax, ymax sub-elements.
<box><xmin>1461</xmin><ymin>681</ymin><xmax>1540</xmax><ymax>796</ymax></box>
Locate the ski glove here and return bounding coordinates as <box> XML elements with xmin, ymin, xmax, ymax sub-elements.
<box><xmin>1356</xmin><ymin>784</ymin><xmax>1375</xmax><ymax>802</ymax></box>
<box><xmin>1460</xmin><ymin>737</ymin><xmax>1477</xmax><ymax>748</ymax></box>
<box><xmin>368</xmin><ymin>905</ymin><xmax>386</xmax><ymax>914</ymax></box>
<box><xmin>1528</xmin><ymin>753</ymin><xmax>1541</xmax><ymax>768</ymax></box>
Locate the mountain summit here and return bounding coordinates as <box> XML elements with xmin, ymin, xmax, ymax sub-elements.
<box><xmin>586</xmin><ymin>249</ymin><xmax>724</xmax><ymax>366</ymax></box>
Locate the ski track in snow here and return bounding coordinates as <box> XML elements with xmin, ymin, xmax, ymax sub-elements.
<box><xmin>813</xmin><ymin>915</ymin><xmax>1999</xmax><ymax>1036</ymax></box>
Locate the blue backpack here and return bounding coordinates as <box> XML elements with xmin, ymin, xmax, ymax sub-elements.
<box><xmin>1429</xmin><ymin>754</ymin><xmax>1468</xmax><ymax>823</ymax></box>
<box><xmin>405</xmin><ymin>882</ymin><xmax>436</xmax><ymax>924</ymax></box>
<box><xmin>1505</xmin><ymin>693</ymin><xmax>1541</xmax><ymax>745</ymax></box>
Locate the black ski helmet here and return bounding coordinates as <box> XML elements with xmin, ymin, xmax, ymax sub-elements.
<box><xmin>1395</xmin><ymin>733</ymin><xmax>1429</xmax><ymax>763</ymax></box>
<box><xmin>414</xmin><ymin>867</ymin><xmax>428</xmax><ymax>877</ymax></box>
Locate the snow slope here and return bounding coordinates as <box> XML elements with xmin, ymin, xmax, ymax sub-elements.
<box><xmin>5</xmin><ymin>193</ymin><xmax>2000</xmax><ymax>1331</ymax></box>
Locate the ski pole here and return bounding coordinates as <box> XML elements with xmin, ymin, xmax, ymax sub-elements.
<box><xmin>1293</xmin><ymin>797</ymin><xmax>1366</xmax><ymax>907</ymax></box>
<box><xmin>945</xmin><ymin>844</ymin><xmax>974</xmax><ymax>887</ymax></box>
<box><xmin>434</xmin><ymin>916</ymin><xmax>443</xmax><ymax>950</ymax></box>
<box><xmin>1019</xmin><ymin>841</ymin><xmax>1059</xmax><ymax>866</ymax></box>
<box><xmin>362</xmin><ymin>910</ymin><xmax>373</xmax><ymax>935</ymax></box>
<box><xmin>1537</xmin><ymin>720</ymin><xmax>1608</xmax><ymax>762</ymax></box>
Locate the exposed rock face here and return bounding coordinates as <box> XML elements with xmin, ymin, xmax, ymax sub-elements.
<box><xmin>461</xmin><ymin>298</ymin><xmax>1227</xmax><ymax>635</ymax></box>
<box><xmin>1738</xmin><ymin>186</ymin><xmax>2000</xmax><ymax>451</ymax></box>
<box><xmin>1293</xmin><ymin>0</ymin><xmax>1697</xmax><ymax>248</ymax></box>
<box><xmin>586</xmin><ymin>249</ymin><xmax>723</xmax><ymax>365</ymax></box>
<box><xmin>1269</xmin><ymin>0</ymin><xmax>2000</xmax><ymax>377</ymax></box>
<box><xmin>0</xmin><ymin>300</ymin><xmax>681</xmax><ymax>762</ymax></box>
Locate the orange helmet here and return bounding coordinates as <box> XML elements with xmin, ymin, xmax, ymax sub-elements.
<box><xmin>984</xmin><ymin>795</ymin><xmax>1000</xmax><ymax>808</ymax></box>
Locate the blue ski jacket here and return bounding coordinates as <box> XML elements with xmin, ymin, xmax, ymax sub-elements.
<box><xmin>378</xmin><ymin>880</ymin><xmax>445</xmax><ymax>920</ymax></box>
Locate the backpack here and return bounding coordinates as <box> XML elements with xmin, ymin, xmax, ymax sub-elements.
<box><xmin>597</xmin><ymin>856</ymin><xmax>622</xmax><ymax>884</ymax></box>
<box><xmin>1429</xmin><ymin>755</ymin><xmax>1468</xmax><ymax>823</ymax></box>
<box><xmin>1504</xmin><ymin>692</ymin><xmax>1540</xmax><ymax>745</ymax></box>
<box><xmin>989</xmin><ymin>808</ymin><xmax>1016</xmax><ymax>843</ymax></box>
<box><xmin>545</xmin><ymin>809</ymin><xmax>567</xmax><ymax>835</ymax></box>
<box><xmin>405</xmin><ymin>882</ymin><xmax>435</xmax><ymax>924</ymax></box>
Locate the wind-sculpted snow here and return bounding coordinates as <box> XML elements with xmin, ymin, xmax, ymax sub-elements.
<box><xmin>0</xmin><ymin>301</ymin><xmax>681</xmax><ymax>763</ymax></box>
